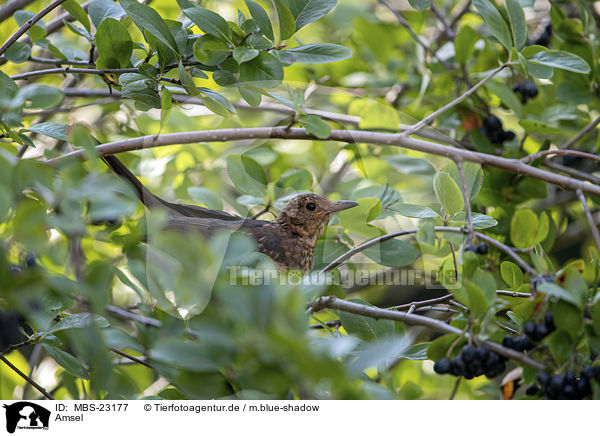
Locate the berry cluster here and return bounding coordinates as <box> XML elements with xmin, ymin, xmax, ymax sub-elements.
<box><xmin>534</xmin><ymin>366</ymin><xmax>600</xmax><ymax>400</ymax></box>
<box><xmin>523</xmin><ymin>312</ymin><xmax>555</xmax><ymax>342</ymax></box>
<box><xmin>481</xmin><ymin>115</ymin><xmax>515</xmax><ymax>145</ymax></box>
<box><xmin>502</xmin><ymin>334</ymin><xmax>533</xmax><ymax>352</ymax></box>
<box><xmin>434</xmin><ymin>345</ymin><xmax>506</xmax><ymax>379</ymax></box>
<box><xmin>465</xmin><ymin>242</ymin><xmax>488</xmax><ymax>255</ymax></box>
<box><xmin>502</xmin><ymin>312</ymin><xmax>556</xmax><ymax>352</ymax></box>
<box><xmin>527</xmin><ymin>23</ymin><xmax>553</xmax><ymax>47</ymax></box>
<box><xmin>513</xmin><ymin>80</ymin><xmax>538</xmax><ymax>104</ymax></box>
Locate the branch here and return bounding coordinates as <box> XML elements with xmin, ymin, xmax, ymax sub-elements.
<box><xmin>561</xmin><ymin>114</ymin><xmax>600</xmax><ymax>149</ymax></box>
<box><xmin>45</xmin><ymin>127</ymin><xmax>600</xmax><ymax>197</ymax></box>
<box><xmin>576</xmin><ymin>189</ymin><xmax>600</xmax><ymax>254</ymax></box>
<box><xmin>319</xmin><ymin>226</ymin><xmax>538</xmax><ymax>276</ymax></box>
<box><xmin>0</xmin><ymin>354</ymin><xmax>54</xmax><ymax>400</ymax></box>
<box><xmin>402</xmin><ymin>63</ymin><xmax>508</xmax><ymax>136</ymax></box>
<box><xmin>11</xmin><ymin>61</ymin><xmax>204</xmax><ymax>80</ymax></box>
<box><xmin>521</xmin><ymin>149</ymin><xmax>600</xmax><ymax>165</ymax></box>
<box><xmin>0</xmin><ymin>0</ymin><xmax>36</xmax><ymax>23</ymax></box>
<box><xmin>109</xmin><ymin>347</ymin><xmax>152</xmax><ymax>368</ymax></box>
<box><xmin>309</xmin><ymin>295</ymin><xmax>545</xmax><ymax>371</ymax></box>
<box><xmin>377</xmin><ymin>0</ymin><xmax>453</xmax><ymax>69</ymax></box>
<box><xmin>0</xmin><ymin>0</ymin><xmax>67</xmax><ymax>57</ymax></box>
<box><xmin>58</xmin><ymin>87</ymin><xmax>463</xmax><ymax>146</ymax></box>
<box><xmin>106</xmin><ymin>305</ymin><xmax>162</xmax><ymax>327</ymax></box>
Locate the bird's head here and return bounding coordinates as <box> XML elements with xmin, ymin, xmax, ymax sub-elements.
<box><xmin>276</xmin><ymin>193</ymin><xmax>358</xmax><ymax>239</ymax></box>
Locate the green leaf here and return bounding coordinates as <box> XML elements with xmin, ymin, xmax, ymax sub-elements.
<box><xmin>388</xmin><ymin>203</ymin><xmax>439</xmax><ymax>218</ymax></box>
<box><xmin>41</xmin><ymin>313</ymin><xmax>109</xmax><ymax>335</ymax></box>
<box><xmin>408</xmin><ymin>0</ymin><xmax>431</xmax><ymax>10</ymax></box>
<box><xmin>25</xmin><ymin>122</ymin><xmax>69</xmax><ymax>141</ymax></box>
<box><xmin>553</xmin><ymin>300</ymin><xmax>583</xmax><ymax>339</ymax></box>
<box><xmin>13</xmin><ymin>85</ymin><xmax>64</xmax><ymax>109</ymax></box>
<box><xmin>62</xmin><ymin>0</ymin><xmax>91</xmax><ymax>33</ymax></box>
<box><xmin>505</xmin><ymin>0</ymin><xmax>527</xmax><ymax>49</ymax></box>
<box><xmin>454</xmin><ymin>25</ymin><xmax>477</xmax><ymax>64</ymax></box>
<box><xmin>472</xmin><ymin>0</ymin><xmax>513</xmax><ymax>50</ymax></box>
<box><xmin>384</xmin><ymin>155</ymin><xmax>434</xmax><ymax>175</ymax></box>
<box><xmin>188</xmin><ymin>187</ymin><xmax>223</xmax><ymax>210</ymax></box>
<box><xmin>451</xmin><ymin>212</ymin><xmax>497</xmax><ymax>229</ymax></box>
<box><xmin>226</xmin><ymin>154</ymin><xmax>268</xmax><ymax>197</ymax></box>
<box><xmin>433</xmin><ymin>171</ymin><xmax>464</xmax><ymax>216</ymax></box>
<box><xmin>88</xmin><ymin>0</ymin><xmax>125</xmax><ymax>29</ymax></box>
<box><xmin>4</xmin><ymin>41</ymin><xmax>31</xmax><ymax>64</ymax></box>
<box><xmin>245</xmin><ymin>0</ymin><xmax>274</xmax><ymax>41</ymax></box>
<box><xmin>519</xmin><ymin>119</ymin><xmax>561</xmax><ymax>135</ymax></box>
<box><xmin>181</xmin><ymin>5</ymin><xmax>233</xmax><ymax>43</ymax></box>
<box><xmin>485</xmin><ymin>80</ymin><xmax>523</xmax><ymax>118</ymax></box>
<box><xmin>233</xmin><ymin>46</ymin><xmax>259</xmax><ymax>64</ymax></box>
<box><xmin>510</xmin><ymin>208</ymin><xmax>539</xmax><ymax>248</ymax></box>
<box><xmin>274</xmin><ymin>168</ymin><xmax>313</xmax><ymax>191</ymax></box>
<box><xmin>563</xmin><ymin>270</ymin><xmax>588</xmax><ymax>311</ymax></box>
<box><xmin>363</xmin><ymin>239</ymin><xmax>419</xmax><ymax>267</ymax></box>
<box><xmin>160</xmin><ymin>87</ymin><xmax>172</xmax><ymax>131</ymax></box>
<box><xmin>427</xmin><ymin>334</ymin><xmax>461</xmax><ymax>360</ymax></box>
<box><xmin>150</xmin><ymin>339</ymin><xmax>218</xmax><ymax>371</ymax></box>
<box><xmin>338</xmin><ymin>299</ymin><xmax>394</xmax><ymax>341</ymax></box>
<box><xmin>274</xmin><ymin>0</ymin><xmax>296</xmax><ymax>40</ymax></box>
<box><xmin>198</xmin><ymin>88</ymin><xmax>235</xmax><ymax>116</ymax></box>
<box><xmin>95</xmin><ymin>18</ymin><xmax>133</xmax><ymax>68</ymax></box>
<box><xmin>527</xmin><ymin>50</ymin><xmax>591</xmax><ymax>74</ymax></box>
<box><xmin>283</xmin><ymin>43</ymin><xmax>351</xmax><ymax>63</ymax></box>
<box><xmin>538</xmin><ymin>282</ymin><xmax>583</xmax><ymax>309</ymax></box>
<box><xmin>439</xmin><ymin>161</ymin><xmax>484</xmax><ymax>201</ymax></box>
<box><xmin>42</xmin><ymin>344</ymin><xmax>89</xmax><ymax>380</ymax></box>
<box><xmin>239</xmin><ymin>87</ymin><xmax>262</xmax><ymax>107</ymax></box>
<box><xmin>285</xmin><ymin>0</ymin><xmax>337</xmax><ymax>31</ymax></box>
<box><xmin>178</xmin><ymin>61</ymin><xmax>199</xmax><ymax>96</ymax></box>
<box><xmin>299</xmin><ymin>114</ymin><xmax>331</xmax><ymax>139</ymax></box>
<box><xmin>501</xmin><ymin>261</ymin><xmax>523</xmax><ymax>291</ymax></box>
<box><xmin>193</xmin><ymin>34</ymin><xmax>231</xmax><ymax>66</ymax></box>
<box><xmin>239</xmin><ymin>52</ymin><xmax>284</xmax><ymax>88</ymax></box>
<box><xmin>119</xmin><ymin>0</ymin><xmax>180</xmax><ymax>56</ymax></box>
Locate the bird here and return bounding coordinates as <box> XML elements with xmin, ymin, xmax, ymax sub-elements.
<box><xmin>102</xmin><ymin>155</ymin><xmax>358</xmax><ymax>271</ymax></box>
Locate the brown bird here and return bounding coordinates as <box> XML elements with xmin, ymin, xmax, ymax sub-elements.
<box><xmin>102</xmin><ymin>155</ymin><xmax>358</xmax><ymax>271</ymax></box>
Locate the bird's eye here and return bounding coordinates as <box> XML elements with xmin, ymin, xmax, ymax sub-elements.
<box><xmin>306</xmin><ymin>202</ymin><xmax>316</xmax><ymax>211</ymax></box>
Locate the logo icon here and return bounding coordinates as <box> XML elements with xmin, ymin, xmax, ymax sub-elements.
<box><xmin>3</xmin><ymin>402</ymin><xmax>50</xmax><ymax>434</ymax></box>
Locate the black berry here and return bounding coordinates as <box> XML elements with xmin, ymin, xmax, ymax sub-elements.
<box><xmin>433</xmin><ymin>358</ymin><xmax>452</xmax><ymax>374</ymax></box>
<box><xmin>475</xmin><ymin>242</ymin><xmax>489</xmax><ymax>255</ymax></box>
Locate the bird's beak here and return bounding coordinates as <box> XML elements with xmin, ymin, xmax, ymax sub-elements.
<box><xmin>328</xmin><ymin>200</ymin><xmax>359</xmax><ymax>213</ymax></box>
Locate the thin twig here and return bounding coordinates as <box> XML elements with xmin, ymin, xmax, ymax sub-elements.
<box><xmin>402</xmin><ymin>63</ymin><xmax>508</xmax><ymax>136</ymax></box>
<box><xmin>387</xmin><ymin>294</ymin><xmax>453</xmax><ymax>310</ymax></box>
<box><xmin>576</xmin><ymin>189</ymin><xmax>600</xmax><ymax>254</ymax></box>
<box><xmin>252</xmin><ymin>201</ymin><xmax>272</xmax><ymax>219</ymax></box>
<box><xmin>44</xmin><ymin>127</ymin><xmax>600</xmax><ymax>198</ymax></box>
<box><xmin>561</xmin><ymin>114</ymin><xmax>600</xmax><ymax>149</ymax></box>
<box><xmin>309</xmin><ymin>295</ymin><xmax>546</xmax><ymax>371</ymax></box>
<box><xmin>0</xmin><ymin>0</ymin><xmax>67</xmax><ymax>57</ymax></box>
<box><xmin>430</xmin><ymin>3</ymin><xmax>455</xmax><ymax>39</ymax></box>
<box><xmin>456</xmin><ymin>159</ymin><xmax>474</xmax><ymax>242</ymax></box>
<box><xmin>377</xmin><ymin>0</ymin><xmax>453</xmax><ymax>69</ymax></box>
<box><xmin>496</xmin><ymin>290</ymin><xmax>532</xmax><ymax>298</ymax></box>
<box><xmin>109</xmin><ymin>347</ymin><xmax>152</xmax><ymax>368</ymax></box>
<box><xmin>449</xmin><ymin>0</ymin><xmax>472</xmax><ymax>28</ymax></box>
<box><xmin>521</xmin><ymin>149</ymin><xmax>600</xmax><ymax>165</ymax></box>
<box><xmin>106</xmin><ymin>305</ymin><xmax>162</xmax><ymax>327</ymax></box>
<box><xmin>449</xmin><ymin>376</ymin><xmax>461</xmax><ymax>399</ymax></box>
<box><xmin>29</xmin><ymin>56</ymin><xmax>96</xmax><ymax>66</ymax></box>
<box><xmin>0</xmin><ymin>354</ymin><xmax>54</xmax><ymax>400</ymax></box>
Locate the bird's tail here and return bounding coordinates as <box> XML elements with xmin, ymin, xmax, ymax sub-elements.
<box><xmin>102</xmin><ymin>155</ymin><xmax>168</xmax><ymax>210</ymax></box>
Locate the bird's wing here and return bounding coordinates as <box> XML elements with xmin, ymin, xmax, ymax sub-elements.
<box><xmin>103</xmin><ymin>155</ymin><xmax>242</xmax><ymax>221</ymax></box>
